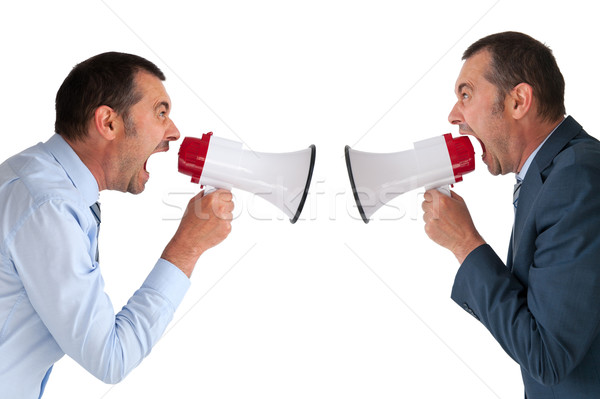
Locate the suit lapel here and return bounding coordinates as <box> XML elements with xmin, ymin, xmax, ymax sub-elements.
<box><xmin>512</xmin><ymin>165</ymin><xmax>542</xmax><ymax>262</ymax></box>
<box><xmin>510</xmin><ymin>116</ymin><xmax>583</xmax><ymax>265</ymax></box>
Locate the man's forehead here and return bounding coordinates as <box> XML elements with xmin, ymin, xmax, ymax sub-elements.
<box><xmin>455</xmin><ymin>50</ymin><xmax>491</xmax><ymax>91</ymax></box>
<box><xmin>135</xmin><ymin>71</ymin><xmax>171</xmax><ymax>104</ymax></box>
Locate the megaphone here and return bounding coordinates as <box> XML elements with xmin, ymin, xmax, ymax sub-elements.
<box><xmin>345</xmin><ymin>134</ymin><xmax>475</xmax><ymax>223</ymax></box>
<box><xmin>178</xmin><ymin>132</ymin><xmax>316</xmax><ymax>223</ymax></box>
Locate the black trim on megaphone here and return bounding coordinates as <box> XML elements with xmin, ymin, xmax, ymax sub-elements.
<box><xmin>345</xmin><ymin>145</ymin><xmax>369</xmax><ymax>224</ymax></box>
<box><xmin>291</xmin><ymin>144</ymin><xmax>317</xmax><ymax>224</ymax></box>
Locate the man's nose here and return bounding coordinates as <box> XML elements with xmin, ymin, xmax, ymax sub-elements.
<box><xmin>448</xmin><ymin>102</ymin><xmax>463</xmax><ymax>125</ymax></box>
<box><xmin>166</xmin><ymin>119</ymin><xmax>181</xmax><ymax>141</ymax></box>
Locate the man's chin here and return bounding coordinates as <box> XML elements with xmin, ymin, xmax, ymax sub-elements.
<box><xmin>127</xmin><ymin>185</ymin><xmax>146</xmax><ymax>195</ymax></box>
<box><xmin>126</xmin><ymin>170</ymin><xmax>149</xmax><ymax>194</ymax></box>
<box><xmin>484</xmin><ymin>159</ymin><xmax>503</xmax><ymax>176</ymax></box>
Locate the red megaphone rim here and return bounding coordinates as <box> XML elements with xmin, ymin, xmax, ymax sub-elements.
<box><xmin>178</xmin><ymin>132</ymin><xmax>213</xmax><ymax>184</ymax></box>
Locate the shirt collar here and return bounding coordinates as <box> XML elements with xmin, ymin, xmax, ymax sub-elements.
<box><xmin>44</xmin><ymin>134</ymin><xmax>100</xmax><ymax>206</ymax></box>
<box><xmin>516</xmin><ymin>118</ymin><xmax>565</xmax><ymax>182</ymax></box>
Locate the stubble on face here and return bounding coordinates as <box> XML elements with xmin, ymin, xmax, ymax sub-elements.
<box><xmin>463</xmin><ymin>89</ymin><xmax>513</xmax><ymax>175</ymax></box>
<box><xmin>485</xmin><ymin>94</ymin><xmax>513</xmax><ymax>175</ymax></box>
<box><xmin>123</xmin><ymin>124</ymin><xmax>146</xmax><ymax>195</ymax></box>
<box><xmin>121</xmin><ymin>118</ymin><xmax>171</xmax><ymax>195</ymax></box>
<box><xmin>114</xmin><ymin>114</ymin><xmax>146</xmax><ymax>194</ymax></box>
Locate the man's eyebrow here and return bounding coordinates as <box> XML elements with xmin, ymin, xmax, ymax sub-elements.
<box><xmin>155</xmin><ymin>101</ymin><xmax>170</xmax><ymax>111</ymax></box>
<box><xmin>457</xmin><ymin>83</ymin><xmax>472</xmax><ymax>93</ymax></box>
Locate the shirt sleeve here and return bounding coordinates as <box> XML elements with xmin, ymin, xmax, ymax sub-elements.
<box><xmin>451</xmin><ymin>157</ymin><xmax>600</xmax><ymax>386</ymax></box>
<box><xmin>8</xmin><ymin>198</ymin><xmax>190</xmax><ymax>383</ymax></box>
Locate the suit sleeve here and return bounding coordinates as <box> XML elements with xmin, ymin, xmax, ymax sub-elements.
<box><xmin>451</xmin><ymin>155</ymin><xmax>600</xmax><ymax>386</ymax></box>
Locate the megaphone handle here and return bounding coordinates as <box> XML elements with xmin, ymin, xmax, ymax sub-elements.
<box><xmin>202</xmin><ymin>185</ymin><xmax>218</xmax><ymax>195</ymax></box>
<box><xmin>437</xmin><ymin>185</ymin><xmax>451</xmax><ymax>197</ymax></box>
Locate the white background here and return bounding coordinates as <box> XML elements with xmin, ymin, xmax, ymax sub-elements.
<box><xmin>1</xmin><ymin>1</ymin><xmax>599</xmax><ymax>398</ymax></box>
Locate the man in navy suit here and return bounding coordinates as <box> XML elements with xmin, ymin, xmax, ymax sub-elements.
<box><xmin>422</xmin><ymin>32</ymin><xmax>600</xmax><ymax>398</ymax></box>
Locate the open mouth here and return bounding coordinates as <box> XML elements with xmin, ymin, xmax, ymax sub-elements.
<box><xmin>476</xmin><ymin>138</ymin><xmax>486</xmax><ymax>155</ymax></box>
<box><xmin>144</xmin><ymin>144</ymin><xmax>170</xmax><ymax>174</ymax></box>
<box><xmin>472</xmin><ymin>137</ymin><xmax>487</xmax><ymax>163</ymax></box>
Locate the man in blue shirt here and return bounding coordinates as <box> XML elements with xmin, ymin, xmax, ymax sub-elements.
<box><xmin>422</xmin><ymin>32</ymin><xmax>600</xmax><ymax>398</ymax></box>
<box><xmin>0</xmin><ymin>52</ymin><xmax>234</xmax><ymax>398</ymax></box>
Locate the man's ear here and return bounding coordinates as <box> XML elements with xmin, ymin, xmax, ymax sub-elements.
<box><xmin>509</xmin><ymin>83</ymin><xmax>533</xmax><ymax>120</ymax></box>
<box><xmin>93</xmin><ymin>105</ymin><xmax>121</xmax><ymax>140</ymax></box>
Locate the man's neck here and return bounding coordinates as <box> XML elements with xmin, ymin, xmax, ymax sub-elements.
<box><xmin>515</xmin><ymin>116</ymin><xmax>565</xmax><ymax>174</ymax></box>
<box><xmin>516</xmin><ymin>116</ymin><xmax>565</xmax><ymax>177</ymax></box>
<box><xmin>61</xmin><ymin>134</ymin><xmax>108</xmax><ymax>191</ymax></box>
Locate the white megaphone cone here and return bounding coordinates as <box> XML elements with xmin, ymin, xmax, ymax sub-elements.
<box><xmin>345</xmin><ymin>134</ymin><xmax>475</xmax><ymax>223</ymax></box>
<box><xmin>178</xmin><ymin>132</ymin><xmax>316</xmax><ymax>223</ymax></box>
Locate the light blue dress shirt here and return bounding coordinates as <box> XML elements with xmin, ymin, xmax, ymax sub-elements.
<box><xmin>0</xmin><ymin>134</ymin><xmax>191</xmax><ymax>398</ymax></box>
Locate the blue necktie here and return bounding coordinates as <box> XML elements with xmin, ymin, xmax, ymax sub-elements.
<box><xmin>90</xmin><ymin>202</ymin><xmax>101</xmax><ymax>262</ymax></box>
<box><xmin>513</xmin><ymin>178</ymin><xmax>522</xmax><ymax>212</ymax></box>
<box><xmin>511</xmin><ymin>178</ymin><xmax>522</xmax><ymax>255</ymax></box>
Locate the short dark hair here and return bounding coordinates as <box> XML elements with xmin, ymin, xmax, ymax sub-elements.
<box><xmin>463</xmin><ymin>31</ymin><xmax>565</xmax><ymax>122</ymax></box>
<box><xmin>55</xmin><ymin>52</ymin><xmax>165</xmax><ymax>141</ymax></box>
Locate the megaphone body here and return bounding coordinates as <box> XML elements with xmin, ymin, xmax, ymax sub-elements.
<box><xmin>345</xmin><ymin>134</ymin><xmax>475</xmax><ymax>223</ymax></box>
<box><xmin>178</xmin><ymin>132</ymin><xmax>316</xmax><ymax>223</ymax></box>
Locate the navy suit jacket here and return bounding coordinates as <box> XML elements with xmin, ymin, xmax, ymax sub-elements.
<box><xmin>451</xmin><ymin>116</ymin><xmax>600</xmax><ymax>398</ymax></box>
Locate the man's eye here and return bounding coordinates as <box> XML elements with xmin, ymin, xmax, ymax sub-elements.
<box><xmin>462</xmin><ymin>92</ymin><xmax>469</xmax><ymax>100</ymax></box>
